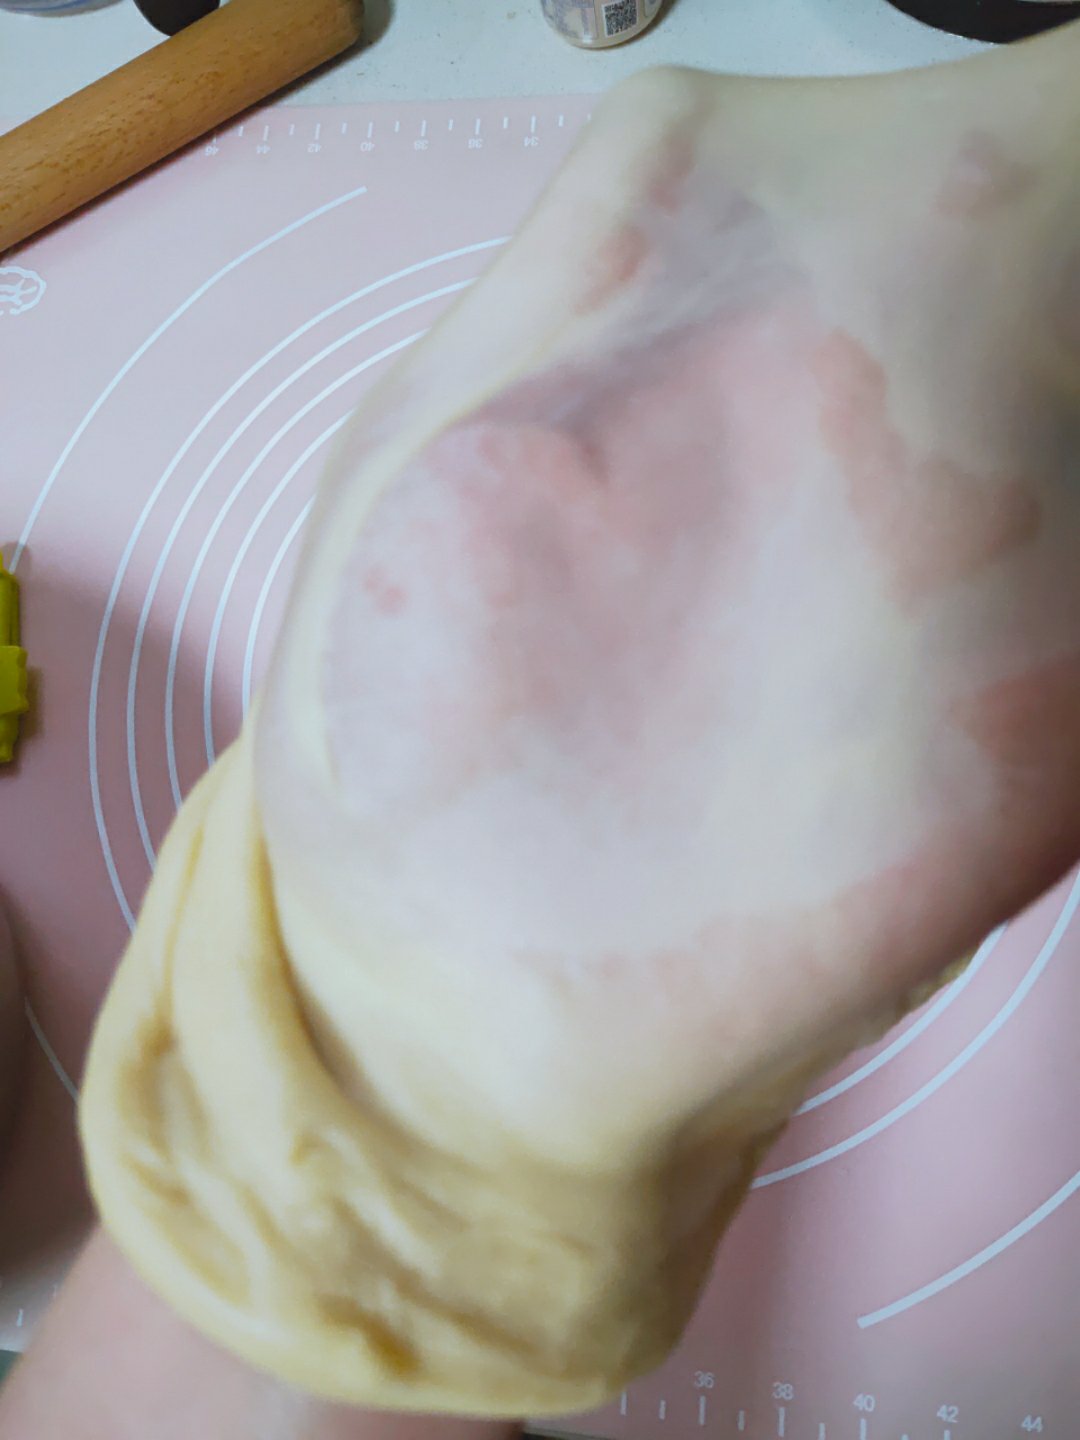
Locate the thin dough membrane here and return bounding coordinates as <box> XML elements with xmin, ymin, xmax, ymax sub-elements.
<box><xmin>81</xmin><ymin>34</ymin><xmax>1080</xmax><ymax>1414</ymax></box>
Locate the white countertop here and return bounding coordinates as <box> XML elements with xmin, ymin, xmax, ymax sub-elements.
<box><xmin>1</xmin><ymin>0</ymin><xmax>983</xmax><ymax>119</ymax></box>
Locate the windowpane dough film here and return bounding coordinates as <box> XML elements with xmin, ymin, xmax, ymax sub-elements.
<box><xmin>79</xmin><ymin>40</ymin><xmax>1080</xmax><ymax>1419</ymax></box>
<box><xmin>76</xmin><ymin>65</ymin><xmax>841</xmax><ymax>1412</ymax></box>
<box><xmin>79</xmin><ymin>71</ymin><xmax>798</xmax><ymax>1414</ymax></box>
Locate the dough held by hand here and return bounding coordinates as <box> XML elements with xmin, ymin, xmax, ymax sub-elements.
<box><xmin>80</xmin><ymin>35</ymin><xmax>1080</xmax><ymax>1417</ymax></box>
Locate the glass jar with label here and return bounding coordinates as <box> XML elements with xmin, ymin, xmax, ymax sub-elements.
<box><xmin>541</xmin><ymin>0</ymin><xmax>662</xmax><ymax>48</ymax></box>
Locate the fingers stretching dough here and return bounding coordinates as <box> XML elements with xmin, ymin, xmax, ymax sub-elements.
<box><xmin>81</xmin><ymin>34</ymin><xmax>1080</xmax><ymax>1419</ymax></box>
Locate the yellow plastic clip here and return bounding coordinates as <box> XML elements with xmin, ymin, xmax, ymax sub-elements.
<box><xmin>0</xmin><ymin>557</ymin><xmax>29</xmax><ymax>765</ymax></box>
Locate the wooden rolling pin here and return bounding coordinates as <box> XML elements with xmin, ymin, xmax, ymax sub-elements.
<box><xmin>0</xmin><ymin>0</ymin><xmax>364</xmax><ymax>257</ymax></box>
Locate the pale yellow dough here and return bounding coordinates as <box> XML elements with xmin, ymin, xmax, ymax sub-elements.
<box><xmin>81</xmin><ymin>68</ymin><xmax>775</xmax><ymax>1416</ymax></box>
<box><xmin>80</xmin><ymin>28</ymin><xmax>1080</xmax><ymax>1419</ymax></box>
<box><xmin>82</xmin><ymin>730</ymin><xmax>740</xmax><ymax>1414</ymax></box>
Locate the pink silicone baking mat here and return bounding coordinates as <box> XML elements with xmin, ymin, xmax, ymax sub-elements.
<box><xmin>1</xmin><ymin>95</ymin><xmax>1078</xmax><ymax>1440</ymax></box>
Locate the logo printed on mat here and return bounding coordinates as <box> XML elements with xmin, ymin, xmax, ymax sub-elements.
<box><xmin>0</xmin><ymin>266</ymin><xmax>46</xmax><ymax>317</ymax></box>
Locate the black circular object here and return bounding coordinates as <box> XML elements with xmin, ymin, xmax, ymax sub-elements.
<box><xmin>885</xmin><ymin>0</ymin><xmax>1080</xmax><ymax>42</ymax></box>
<box><xmin>133</xmin><ymin>0</ymin><xmax>221</xmax><ymax>37</ymax></box>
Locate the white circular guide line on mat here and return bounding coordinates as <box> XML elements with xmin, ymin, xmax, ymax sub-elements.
<box><xmin>200</xmin><ymin>417</ymin><xmax>351</xmax><ymax>759</ymax></box>
<box><xmin>122</xmin><ymin>273</ymin><xmax>481</xmax><ymax>869</ymax></box>
<box><xmin>189</xmin><ymin>278</ymin><xmax>470</xmax><ymax>761</ymax></box>
<box><xmin>86</xmin><ymin>188</ymin><xmax>372</xmax><ymax>934</ymax></box>
<box><xmin>242</xmin><ymin>502</ymin><xmax>314</xmax><ymax>714</ymax></box>
<box><xmin>92</xmin><ymin>242</ymin><xmax>504</xmax><ymax>905</ymax></box>
<box><xmin>24</xmin><ymin>1000</ymin><xmax>79</xmax><ymax>1103</ymax></box>
<box><xmin>160</xmin><ymin>328</ymin><xmax>429</xmax><ymax>812</ymax></box>
<box><xmin>796</xmin><ymin>928</ymin><xmax>1002</xmax><ymax>1115</ymax></box>
<box><xmin>14</xmin><ymin>186</ymin><xmax>369</xmax><ymax>575</ymax></box>
<box><xmin>753</xmin><ymin>870</ymin><xmax>1080</xmax><ymax>1189</ymax></box>
<box><xmin>858</xmin><ymin>1163</ymin><xmax>1080</xmax><ymax>1329</ymax></box>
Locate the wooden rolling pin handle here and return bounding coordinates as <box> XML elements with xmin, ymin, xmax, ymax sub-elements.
<box><xmin>0</xmin><ymin>0</ymin><xmax>364</xmax><ymax>257</ymax></box>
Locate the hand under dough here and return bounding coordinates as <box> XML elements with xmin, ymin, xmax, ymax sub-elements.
<box><xmin>0</xmin><ymin>1230</ymin><xmax>521</xmax><ymax>1440</ymax></box>
<box><xmin>80</xmin><ymin>27</ymin><xmax>1080</xmax><ymax>1419</ymax></box>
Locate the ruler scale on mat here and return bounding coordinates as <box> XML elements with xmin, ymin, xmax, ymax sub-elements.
<box><xmin>1</xmin><ymin>96</ymin><xmax>1078</xmax><ymax>1440</ymax></box>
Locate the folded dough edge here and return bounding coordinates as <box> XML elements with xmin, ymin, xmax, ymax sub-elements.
<box><xmin>79</xmin><ymin>727</ymin><xmax>755</xmax><ymax>1415</ymax></box>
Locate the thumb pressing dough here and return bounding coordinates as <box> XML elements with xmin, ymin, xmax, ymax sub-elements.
<box><xmin>81</xmin><ymin>33</ymin><xmax>1080</xmax><ymax>1419</ymax></box>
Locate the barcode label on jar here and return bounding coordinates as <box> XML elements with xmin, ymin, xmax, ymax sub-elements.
<box><xmin>603</xmin><ymin>0</ymin><xmax>640</xmax><ymax>36</ymax></box>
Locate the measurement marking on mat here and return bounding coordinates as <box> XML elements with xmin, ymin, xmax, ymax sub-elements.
<box><xmin>819</xmin><ymin>1426</ymin><xmax>827</xmax><ymax>1440</ymax></box>
<box><xmin>340</xmin><ymin>121</ymin><xmax>348</xmax><ymax>135</ymax></box>
<box><xmin>558</xmin><ymin>113</ymin><xmax>565</xmax><ymax>126</ymax></box>
<box><xmin>698</xmin><ymin>1396</ymin><xmax>707</xmax><ymax>1426</ymax></box>
<box><xmin>394</xmin><ymin>119</ymin><xmax>400</xmax><ymax>132</ymax></box>
<box><xmin>859</xmin><ymin>1420</ymin><xmax>868</xmax><ymax>1440</ymax></box>
<box><xmin>447</xmin><ymin>117</ymin><xmax>454</xmax><ymax>131</ymax></box>
<box><xmin>502</xmin><ymin>115</ymin><xmax>509</xmax><ymax>129</ymax></box>
<box><xmin>261</xmin><ymin>124</ymin><xmax>270</xmax><ymax>142</ymax></box>
<box><xmin>530</xmin><ymin>114</ymin><xmax>537</xmax><ymax>132</ymax></box>
<box><xmin>619</xmin><ymin>1392</ymin><xmax>627</xmax><ymax>1417</ymax></box>
<box><xmin>420</xmin><ymin>119</ymin><xmax>428</xmax><ymax>137</ymax></box>
<box><xmin>288</xmin><ymin>122</ymin><xmax>296</xmax><ymax>136</ymax></box>
<box><xmin>737</xmin><ymin>1412</ymin><xmax>746</xmax><ymax>1433</ymax></box>
<box><xmin>777</xmin><ymin>1405</ymin><xmax>786</xmax><ymax>1437</ymax></box>
<box><xmin>366</xmin><ymin>120</ymin><xmax>374</xmax><ymax>138</ymax></box>
<box><xmin>315</xmin><ymin>122</ymin><xmax>322</xmax><ymax>141</ymax></box>
<box><xmin>474</xmin><ymin>117</ymin><xmax>482</xmax><ymax>135</ymax></box>
<box><xmin>237</xmin><ymin>124</ymin><xmax>244</xmax><ymax>137</ymax></box>
<box><xmin>15</xmin><ymin>1309</ymin><xmax>24</xmax><ymax>1328</ymax></box>
<box><xmin>658</xmin><ymin>1400</ymin><xmax>666</xmax><ymax>1420</ymax></box>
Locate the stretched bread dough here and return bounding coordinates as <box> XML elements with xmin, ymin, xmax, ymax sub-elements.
<box><xmin>81</xmin><ymin>31</ymin><xmax>1080</xmax><ymax>1417</ymax></box>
